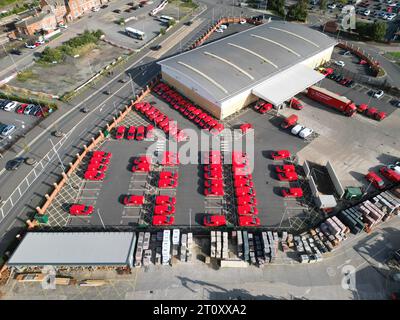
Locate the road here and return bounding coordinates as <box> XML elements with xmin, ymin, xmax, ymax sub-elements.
<box><xmin>0</xmin><ymin>0</ymin><xmax>256</xmax><ymax>255</ymax></box>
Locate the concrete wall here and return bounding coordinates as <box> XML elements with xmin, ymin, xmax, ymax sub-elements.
<box><xmin>162</xmin><ymin>72</ymin><xmax>222</xmax><ymax>119</ymax></box>
<box><xmin>301</xmin><ymin>46</ymin><xmax>334</xmax><ymax>70</ymax></box>
<box><xmin>220</xmin><ymin>89</ymin><xmax>258</xmax><ymax>119</ymax></box>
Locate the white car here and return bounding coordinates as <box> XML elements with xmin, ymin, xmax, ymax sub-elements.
<box><xmin>219</xmin><ymin>24</ymin><xmax>228</xmax><ymax>30</ymax></box>
<box><xmin>291</xmin><ymin>124</ymin><xmax>305</xmax><ymax>136</ymax></box>
<box><xmin>36</xmin><ymin>39</ymin><xmax>45</xmax><ymax>45</ymax></box>
<box><xmin>25</xmin><ymin>43</ymin><xmax>36</xmax><ymax>49</ymax></box>
<box><xmin>363</xmin><ymin>9</ymin><xmax>370</xmax><ymax>16</ymax></box>
<box><xmin>334</xmin><ymin>60</ymin><xmax>345</xmax><ymax>67</ymax></box>
<box><xmin>3</xmin><ymin>101</ymin><xmax>19</xmax><ymax>111</ymax></box>
<box><xmin>92</xmin><ymin>7</ymin><xmax>100</xmax><ymax>12</ymax></box>
<box><xmin>387</xmin><ymin>13</ymin><xmax>397</xmax><ymax>20</ymax></box>
<box><xmin>373</xmin><ymin>90</ymin><xmax>384</xmax><ymax>99</ymax></box>
<box><xmin>0</xmin><ymin>124</ymin><xmax>16</xmax><ymax>137</ymax></box>
<box><xmin>328</xmin><ymin>3</ymin><xmax>336</xmax><ymax>9</ymax></box>
<box><xmin>215</xmin><ymin>28</ymin><xmax>223</xmax><ymax>33</ymax></box>
<box><xmin>299</xmin><ymin>127</ymin><xmax>314</xmax><ymax>139</ymax></box>
<box><xmin>239</xmin><ymin>19</ymin><xmax>246</xmax><ymax>24</ymax></box>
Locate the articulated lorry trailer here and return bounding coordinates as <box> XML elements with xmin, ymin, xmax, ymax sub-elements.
<box><xmin>306</xmin><ymin>86</ymin><xmax>357</xmax><ymax>117</ymax></box>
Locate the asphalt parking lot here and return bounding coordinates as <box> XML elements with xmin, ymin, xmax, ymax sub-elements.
<box><xmin>0</xmin><ymin>107</ymin><xmax>40</xmax><ymax>153</ymax></box>
<box><xmin>331</xmin><ymin>46</ymin><xmax>374</xmax><ymax>77</ymax></box>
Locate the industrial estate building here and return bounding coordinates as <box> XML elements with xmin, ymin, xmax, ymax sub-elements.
<box><xmin>158</xmin><ymin>20</ymin><xmax>337</xmax><ymax>119</ymax></box>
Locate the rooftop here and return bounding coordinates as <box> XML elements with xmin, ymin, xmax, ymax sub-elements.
<box><xmin>158</xmin><ymin>20</ymin><xmax>336</xmax><ymax>103</ymax></box>
<box><xmin>8</xmin><ymin>232</ymin><xmax>137</xmax><ymax>267</ymax></box>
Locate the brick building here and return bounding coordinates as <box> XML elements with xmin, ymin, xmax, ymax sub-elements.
<box><xmin>65</xmin><ymin>0</ymin><xmax>102</xmax><ymax>21</ymax></box>
<box><xmin>40</xmin><ymin>0</ymin><xmax>68</xmax><ymax>24</ymax></box>
<box><xmin>15</xmin><ymin>12</ymin><xmax>57</xmax><ymax>36</ymax></box>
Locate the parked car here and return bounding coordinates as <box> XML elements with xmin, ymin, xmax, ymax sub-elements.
<box><xmin>25</xmin><ymin>43</ymin><xmax>37</xmax><ymax>49</ymax></box>
<box><xmin>291</xmin><ymin>124</ymin><xmax>305</xmax><ymax>136</ymax></box>
<box><xmin>275</xmin><ymin>164</ymin><xmax>295</xmax><ymax>173</ymax></box>
<box><xmin>158</xmin><ymin>178</ymin><xmax>178</xmax><ymax>188</ymax></box>
<box><xmin>6</xmin><ymin>157</ymin><xmax>24</xmax><ymax>170</ymax></box>
<box><xmin>69</xmin><ymin>204</ymin><xmax>93</xmax><ymax>216</ymax></box>
<box><xmin>299</xmin><ymin>127</ymin><xmax>314</xmax><ymax>139</ymax></box>
<box><xmin>154</xmin><ymin>204</ymin><xmax>175</xmax><ymax>215</ymax></box>
<box><xmin>23</xmin><ymin>104</ymin><xmax>36</xmax><ymax>115</ymax></box>
<box><xmin>136</xmin><ymin>126</ymin><xmax>145</xmax><ymax>140</ymax></box>
<box><xmin>0</xmin><ymin>124</ymin><xmax>16</xmax><ymax>136</ymax></box>
<box><xmin>89</xmin><ymin>157</ymin><xmax>109</xmax><ymax>166</ymax></box>
<box><xmin>155</xmin><ymin>195</ymin><xmax>176</xmax><ymax>205</ymax></box>
<box><xmin>365</xmin><ymin>171</ymin><xmax>385</xmax><ymax>189</ymax></box>
<box><xmin>380</xmin><ymin>166</ymin><xmax>400</xmax><ymax>183</ymax></box>
<box><xmin>277</xmin><ymin>171</ymin><xmax>299</xmax><ymax>181</ymax></box>
<box><xmin>271</xmin><ymin>150</ymin><xmax>291</xmax><ymax>160</ymax></box>
<box><xmin>113</xmin><ymin>9</ymin><xmax>121</xmax><ymax>13</ymax></box>
<box><xmin>373</xmin><ymin>90</ymin><xmax>384</xmax><ymax>99</ymax></box>
<box><xmin>238</xmin><ymin>215</ymin><xmax>260</xmax><ymax>227</ymax></box>
<box><xmin>203</xmin><ymin>215</ymin><xmax>226</xmax><ymax>227</ymax></box>
<box><xmin>126</xmin><ymin>126</ymin><xmax>136</xmax><ymax>140</ymax></box>
<box><xmin>290</xmin><ymin>98</ymin><xmax>303</xmax><ymax>110</ymax></box>
<box><xmin>87</xmin><ymin>163</ymin><xmax>108</xmax><ymax>172</ymax></box>
<box><xmin>281</xmin><ymin>187</ymin><xmax>303</xmax><ymax>198</ymax></box>
<box><xmin>3</xmin><ymin>101</ymin><xmax>19</xmax><ymax>112</ymax></box>
<box><xmin>11</xmin><ymin>48</ymin><xmax>22</xmax><ymax>55</ymax></box>
<box><xmin>334</xmin><ymin>60</ymin><xmax>345</xmax><ymax>67</ymax></box>
<box><xmin>204</xmin><ymin>186</ymin><xmax>224</xmax><ymax>196</ymax></box>
<box><xmin>92</xmin><ymin>151</ymin><xmax>112</xmax><ymax>159</ymax></box>
<box><xmin>152</xmin><ymin>215</ymin><xmax>175</xmax><ymax>226</ymax></box>
<box><xmin>16</xmin><ymin>103</ymin><xmax>28</xmax><ymax>114</ymax></box>
<box><xmin>123</xmin><ymin>195</ymin><xmax>144</xmax><ymax>206</ymax></box>
<box><xmin>115</xmin><ymin>126</ymin><xmax>126</xmax><ymax>139</ymax></box>
<box><xmin>84</xmin><ymin>170</ymin><xmax>105</xmax><ymax>180</ymax></box>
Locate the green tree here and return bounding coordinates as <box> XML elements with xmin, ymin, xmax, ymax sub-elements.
<box><xmin>319</xmin><ymin>0</ymin><xmax>328</xmax><ymax>12</ymax></box>
<box><xmin>160</xmin><ymin>28</ymin><xmax>166</xmax><ymax>35</ymax></box>
<box><xmin>40</xmin><ymin>47</ymin><xmax>64</xmax><ymax>63</ymax></box>
<box><xmin>287</xmin><ymin>0</ymin><xmax>308</xmax><ymax>21</ymax></box>
<box><xmin>371</xmin><ymin>21</ymin><xmax>387</xmax><ymax>41</ymax></box>
<box><xmin>168</xmin><ymin>19</ymin><xmax>176</xmax><ymax>27</ymax></box>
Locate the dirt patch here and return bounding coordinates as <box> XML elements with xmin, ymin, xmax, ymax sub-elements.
<box><xmin>10</xmin><ymin>42</ymin><xmax>130</xmax><ymax>96</ymax></box>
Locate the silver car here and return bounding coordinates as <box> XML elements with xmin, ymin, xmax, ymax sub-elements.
<box><xmin>0</xmin><ymin>124</ymin><xmax>16</xmax><ymax>137</ymax></box>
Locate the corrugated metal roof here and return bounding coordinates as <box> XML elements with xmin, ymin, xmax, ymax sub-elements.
<box><xmin>252</xmin><ymin>64</ymin><xmax>325</xmax><ymax>106</ymax></box>
<box><xmin>158</xmin><ymin>20</ymin><xmax>336</xmax><ymax>103</ymax></box>
<box><xmin>8</xmin><ymin>232</ymin><xmax>136</xmax><ymax>267</ymax></box>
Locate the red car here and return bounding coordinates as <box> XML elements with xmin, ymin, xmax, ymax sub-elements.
<box><xmin>16</xmin><ymin>104</ymin><xmax>28</xmax><ymax>114</ymax></box>
<box><xmin>160</xmin><ymin>171</ymin><xmax>178</xmax><ymax>180</ymax></box>
<box><xmin>69</xmin><ymin>204</ymin><xmax>93</xmax><ymax>216</ymax></box>
<box><xmin>204</xmin><ymin>179</ymin><xmax>224</xmax><ymax>188</ymax></box>
<box><xmin>238</xmin><ymin>215</ymin><xmax>260</xmax><ymax>227</ymax></box>
<box><xmin>240</xmin><ymin>123</ymin><xmax>253</xmax><ymax>133</ymax></box>
<box><xmin>258</xmin><ymin>102</ymin><xmax>273</xmax><ymax>114</ymax></box>
<box><xmin>233</xmin><ymin>166</ymin><xmax>252</xmax><ymax>176</ymax></box>
<box><xmin>357</xmin><ymin>103</ymin><xmax>368</xmax><ymax>113</ymax></box>
<box><xmin>234</xmin><ymin>179</ymin><xmax>254</xmax><ymax>188</ymax></box>
<box><xmin>154</xmin><ymin>114</ymin><xmax>166</xmax><ymax>124</ymax></box>
<box><xmin>204</xmin><ymin>171</ymin><xmax>223</xmax><ymax>180</ymax></box>
<box><xmin>277</xmin><ymin>172</ymin><xmax>298</xmax><ymax>181</ymax></box>
<box><xmin>126</xmin><ymin>126</ymin><xmax>136</xmax><ymax>140</ymax></box>
<box><xmin>237</xmin><ymin>196</ymin><xmax>257</xmax><ymax>206</ymax></box>
<box><xmin>379</xmin><ymin>167</ymin><xmax>400</xmax><ymax>183</ymax></box>
<box><xmin>154</xmin><ymin>204</ymin><xmax>175</xmax><ymax>215</ymax></box>
<box><xmin>136</xmin><ymin>126</ymin><xmax>145</xmax><ymax>141</ymax></box>
<box><xmin>123</xmin><ymin>195</ymin><xmax>145</xmax><ymax>206</ymax></box>
<box><xmin>155</xmin><ymin>195</ymin><xmax>176</xmax><ymax>205</ymax></box>
<box><xmin>203</xmin><ymin>215</ymin><xmax>226</xmax><ymax>227</ymax></box>
<box><xmin>204</xmin><ymin>186</ymin><xmax>224</xmax><ymax>196</ymax></box>
<box><xmin>281</xmin><ymin>187</ymin><xmax>303</xmax><ymax>198</ymax></box>
<box><xmin>89</xmin><ymin>157</ymin><xmax>109</xmax><ymax>166</ymax></box>
<box><xmin>275</xmin><ymin>164</ymin><xmax>295</xmax><ymax>173</ymax></box>
<box><xmin>152</xmin><ymin>215</ymin><xmax>175</xmax><ymax>226</ymax></box>
<box><xmin>115</xmin><ymin>126</ymin><xmax>126</xmax><ymax>139</ymax></box>
<box><xmin>365</xmin><ymin>172</ymin><xmax>384</xmax><ymax>190</ymax></box>
<box><xmin>290</xmin><ymin>98</ymin><xmax>303</xmax><ymax>110</ymax></box>
<box><xmin>204</xmin><ymin>164</ymin><xmax>223</xmax><ymax>172</ymax></box>
<box><xmin>271</xmin><ymin>150</ymin><xmax>291</xmax><ymax>160</ymax></box>
<box><xmin>134</xmin><ymin>156</ymin><xmax>151</xmax><ymax>165</ymax></box>
<box><xmin>235</xmin><ymin>187</ymin><xmax>256</xmax><ymax>197</ymax></box>
<box><xmin>87</xmin><ymin>163</ymin><xmax>108</xmax><ymax>172</ymax></box>
<box><xmin>148</xmin><ymin>110</ymin><xmax>161</xmax><ymax>121</ymax></box>
<box><xmin>84</xmin><ymin>170</ymin><xmax>105</xmax><ymax>180</ymax></box>
<box><xmin>132</xmin><ymin>162</ymin><xmax>151</xmax><ymax>172</ymax></box>
<box><xmin>92</xmin><ymin>151</ymin><xmax>112</xmax><ymax>159</ymax></box>
<box><xmin>237</xmin><ymin>205</ymin><xmax>258</xmax><ymax>215</ymax></box>
<box><xmin>158</xmin><ymin>178</ymin><xmax>178</xmax><ymax>188</ymax></box>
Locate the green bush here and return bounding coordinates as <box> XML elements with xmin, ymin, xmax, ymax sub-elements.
<box><xmin>39</xmin><ymin>46</ymin><xmax>64</xmax><ymax>63</ymax></box>
<box><xmin>0</xmin><ymin>91</ymin><xmax>58</xmax><ymax>113</ymax></box>
<box><xmin>287</xmin><ymin>0</ymin><xmax>308</xmax><ymax>22</ymax></box>
<box><xmin>356</xmin><ymin>21</ymin><xmax>387</xmax><ymax>42</ymax></box>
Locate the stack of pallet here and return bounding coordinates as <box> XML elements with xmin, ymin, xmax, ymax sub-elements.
<box><xmin>180</xmin><ymin>233</ymin><xmax>187</xmax><ymax>262</ymax></box>
<box><xmin>187</xmin><ymin>233</ymin><xmax>193</xmax><ymax>262</ymax></box>
<box><xmin>254</xmin><ymin>234</ymin><xmax>266</xmax><ymax>267</ymax></box>
<box><xmin>143</xmin><ymin>250</ymin><xmax>152</xmax><ymax>266</ymax></box>
<box><xmin>135</xmin><ymin>232</ymin><xmax>144</xmax><ymax>268</ymax></box>
<box><xmin>162</xmin><ymin>230</ymin><xmax>171</xmax><ymax>266</ymax></box>
<box><xmin>261</xmin><ymin>232</ymin><xmax>271</xmax><ymax>263</ymax></box>
<box><xmin>243</xmin><ymin>231</ymin><xmax>250</xmax><ymax>262</ymax></box>
<box><xmin>172</xmin><ymin>229</ymin><xmax>180</xmax><ymax>258</ymax></box>
<box><xmin>269</xmin><ymin>232</ymin><xmax>278</xmax><ymax>263</ymax></box>
<box><xmin>248</xmin><ymin>233</ymin><xmax>256</xmax><ymax>265</ymax></box>
<box><xmin>216</xmin><ymin>231</ymin><xmax>222</xmax><ymax>259</ymax></box>
<box><xmin>338</xmin><ymin>207</ymin><xmax>364</xmax><ymax>235</ymax></box>
<box><xmin>287</xmin><ymin>233</ymin><xmax>294</xmax><ymax>248</ymax></box>
<box><xmin>210</xmin><ymin>231</ymin><xmax>216</xmax><ymax>258</ymax></box>
<box><xmin>237</xmin><ymin>231</ymin><xmax>243</xmax><ymax>260</ymax></box>
<box><xmin>155</xmin><ymin>231</ymin><xmax>163</xmax><ymax>265</ymax></box>
<box><xmin>222</xmin><ymin>232</ymin><xmax>229</xmax><ymax>260</ymax></box>
<box><xmin>281</xmin><ymin>232</ymin><xmax>289</xmax><ymax>252</ymax></box>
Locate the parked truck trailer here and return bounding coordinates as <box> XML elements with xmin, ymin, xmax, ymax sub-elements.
<box><xmin>306</xmin><ymin>86</ymin><xmax>357</xmax><ymax>117</ymax></box>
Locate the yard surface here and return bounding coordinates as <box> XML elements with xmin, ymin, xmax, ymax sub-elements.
<box><xmin>10</xmin><ymin>42</ymin><xmax>130</xmax><ymax>96</ymax></box>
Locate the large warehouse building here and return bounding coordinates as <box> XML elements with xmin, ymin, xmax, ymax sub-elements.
<box><xmin>158</xmin><ymin>20</ymin><xmax>337</xmax><ymax>119</ymax></box>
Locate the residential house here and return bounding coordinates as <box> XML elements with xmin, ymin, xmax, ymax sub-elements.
<box><xmin>40</xmin><ymin>0</ymin><xmax>68</xmax><ymax>24</ymax></box>
<box><xmin>65</xmin><ymin>0</ymin><xmax>102</xmax><ymax>21</ymax></box>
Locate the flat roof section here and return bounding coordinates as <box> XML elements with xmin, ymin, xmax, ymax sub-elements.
<box><xmin>252</xmin><ymin>64</ymin><xmax>325</xmax><ymax>106</ymax></box>
<box><xmin>158</xmin><ymin>20</ymin><xmax>336</xmax><ymax>103</ymax></box>
<box><xmin>8</xmin><ymin>232</ymin><xmax>136</xmax><ymax>267</ymax></box>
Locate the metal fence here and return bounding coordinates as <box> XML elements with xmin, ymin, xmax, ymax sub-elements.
<box><xmin>0</xmin><ymin>131</ymin><xmax>71</xmax><ymax>223</ymax></box>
